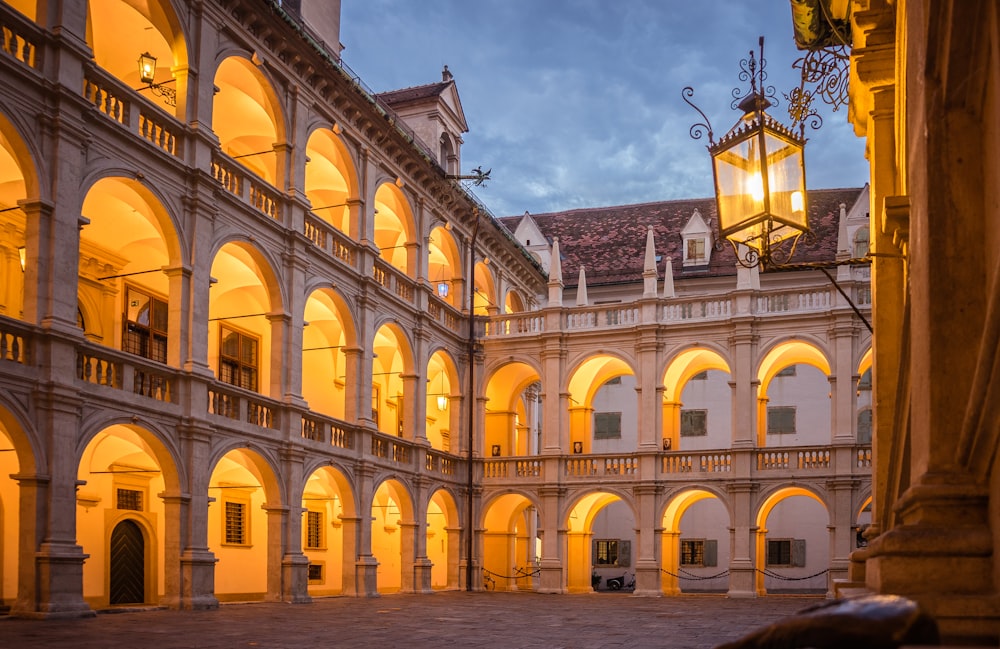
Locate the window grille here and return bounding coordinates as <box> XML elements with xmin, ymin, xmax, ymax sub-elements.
<box><xmin>117</xmin><ymin>488</ymin><xmax>143</xmax><ymax>511</ymax></box>
<box><xmin>306</xmin><ymin>511</ymin><xmax>323</xmax><ymax>549</ymax></box>
<box><xmin>225</xmin><ymin>501</ymin><xmax>247</xmax><ymax>545</ymax></box>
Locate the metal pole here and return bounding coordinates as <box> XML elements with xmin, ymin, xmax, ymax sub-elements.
<box><xmin>465</xmin><ymin>209</ymin><xmax>480</xmax><ymax>591</ymax></box>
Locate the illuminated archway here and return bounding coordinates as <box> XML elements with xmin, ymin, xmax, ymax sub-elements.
<box><xmin>304</xmin><ymin>127</ymin><xmax>357</xmax><ymax>237</ymax></box>
<box><xmin>427</xmin><ymin>488</ymin><xmax>460</xmax><ymax>590</ymax></box>
<box><xmin>566</xmin><ymin>491</ymin><xmax>635</xmax><ymax>593</ymax></box>
<box><xmin>504</xmin><ymin>288</ymin><xmax>526</xmax><ymax>314</ymax></box>
<box><xmin>373</xmin><ymin>183</ymin><xmax>415</xmax><ymax>275</ymax></box>
<box><xmin>481</xmin><ymin>492</ymin><xmax>539</xmax><ymax>591</ymax></box>
<box><xmin>213</xmin><ymin>57</ymin><xmax>283</xmax><ymax>185</ymax></box>
<box><xmin>76</xmin><ymin>423</ymin><xmax>180</xmax><ymax>608</ymax></box>
<box><xmin>754</xmin><ymin>486</ymin><xmax>830</xmax><ymax>596</ymax></box>
<box><xmin>79</xmin><ymin>177</ymin><xmax>181</xmax><ymax>364</ymax></box>
<box><xmin>756</xmin><ymin>341</ymin><xmax>832</xmax><ymax>447</ymax></box>
<box><xmin>85</xmin><ymin>0</ymin><xmax>189</xmax><ymax>119</ymax></box>
<box><xmin>0</xmin><ymin>405</ymin><xmax>38</xmax><ymax>610</ymax></box>
<box><xmin>372</xmin><ymin>323</ymin><xmax>414</xmax><ymax>437</ymax></box>
<box><xmin>426</xmin><ymin>350</ymin><xmax>458</xmax><ymax>451</ymax></box>
<box><xmin>208</xmin><ymin>241</ymin><xmax>281</xmax><ymax>397</ymax></box>
<box><xmin>207</xmin><ymin>446</ymin><xmax>281</xmax><ymax>602</ymax></box>
<box><xmin>484</xmin><ymin>361</ymin><xmax>542</xmax><ymax>457</ymax></box>
<box><xmin>567</xmin><ymin>355</ymin><xmax>636</xmax><ymax>455</ymax></box>
<box><xmin>428</xmin><ymin>224</ymin><xmax>460</xmax><ymax>307</ymax></box>
<box><xmin>473</xmin><ymin>260</ymin><xmax>495</xmax><ymax>315</ymax></box>
<box><xmin>300</xmin><ymin>464</ymin><xmax>355</xmax><ymax>596</ymax></box>
<box><xmin>302</xmin><ymin>287</ymin><xmax>356</xmax><ymax>419</ymax></box>
<box><xmin>660</xmin><ymin>488</ymin><xmax>731</xmax><ymax>595</ymax></box>
<box><xmin>0</xmin><ymin>112</ymin><xmax>37</xmax><ymax>323</ymax></box>
<box><xmin>661</xmin><ymin>348</ymin><xmax>732</xmax><ymax>452</ymax></box>
<box><xmin>370</xmin><ymin>479</ymin><xmax>414</xmax><ymax>593</ymax></box>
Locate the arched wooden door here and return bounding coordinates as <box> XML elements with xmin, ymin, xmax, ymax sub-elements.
<box><xmin>109</xmin><ymin>519</ymin><xmax>145</xmax><ymax>604</ymax></box>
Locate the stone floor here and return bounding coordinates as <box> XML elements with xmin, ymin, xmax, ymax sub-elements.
<box><xmin>0</xmin><ymin>592</ymin><xmax>821</xmax><ymax>649</ymax></box>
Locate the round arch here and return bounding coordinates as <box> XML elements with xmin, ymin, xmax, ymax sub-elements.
<box><xmin>428</xmin><ymin>224</ymin><xmax>461</xmax><ymax>307</ymax></box>
<box><xmin>473</xmin><ymin>260</ymin><xmax>496</xmax><ymax>315</ymax></box>
<box><xmin>213</xmin><ymin>55</ymin><xmax>286</xmax><ymax>185</ymax></box>
<box><xmin>483</xmin><ymin>361</ymin><xmax>542</xmax><ymax>458</ymax></box>
<box><xmin>565</xmin><ymin>489</ymin><xmax>636</xmax><ymax>593</ymax></box>
<box><xmin>372</xmin><ymin>322</ymin><xmax>415</xmax><ymax>438</ymax></box>
<box><xmin>373</xmin><ymin>182</ymin><xmax>416</xmax><ymax>274</ymax></box>
<box><xmin>426</xmin><ymin>487</ymin><xmax>461</xmax><ymax>590</ymax></box>
<box><xmin>754</xmin><ymin>485</ymin><xmax>831</xmax><ymax>596</ymax></box>
<box><xmin>302</xmin><ymin>285</ymin><xmax>357</xmax><ymax>420</ymax></box>
<box><xmin>300</xmin><ymin>463</ymin><xmax>356</xmax><ymax>596</ymax></box>
<box><xmin>304</xmin><ymin>126</ymin><xmax>359</xmax><ymax>236</ymax></box>
<box><xmin>480</xmin><ymin>491</ymin><xmax>540</xmax><ymax>592</ymax></box>
<box><xmin>660</xmin><ymin>487</ymin><xmax>732</xmax><ymax>595</ymax></box>
<box><xmin>426</xmin><ymin>350</ymin><xmax>459</xmax><ymax>452</ymax></box>
<box><xmin>0</xmin><ymin>109</ymin><xmax>41</xmax><ymax>324</ymax></box>
<box><xmin>370</xmin><ymin>477</ymin><xmax>415</xmax><ymax>594</ymax></box>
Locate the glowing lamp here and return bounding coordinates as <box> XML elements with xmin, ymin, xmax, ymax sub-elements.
<box><xmin>138</xmin><ymin>52</ymin><xmax>157</xmax><ymax>85</ymax></box>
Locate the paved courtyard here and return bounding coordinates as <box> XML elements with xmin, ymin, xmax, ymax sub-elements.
<box><xmin>0</xmin><ymin>592</ymin><xmax>821</xmax><ymax>649</ymax></box>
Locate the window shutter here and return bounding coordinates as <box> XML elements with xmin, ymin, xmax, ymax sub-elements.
<box><xmin>592</xmin><ymin>538</ymin><xmax>598</xmax><ymax>563</ymax></box>
<box><xmin>704</xmin><ymin>540</ymin><xmax>718</xmax><ymax>567</ymax></box>
<box><xmin>791</xmin><ymin>539</ymin><xmax>806</xmax><ymax>567</ymax></box>
<box><xmin>618</xmin><ymin>540</ymin><xmax>631</xmax><ymax>567</ymax></box>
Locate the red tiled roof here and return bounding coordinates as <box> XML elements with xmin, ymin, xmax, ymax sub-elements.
<box><xmin>499</xmin><ymin>188</ymin><xmax>865</xmax><ymax>287</ymax></box>
<box><xmin>377</xmin><ymin>81</ymin><xmax>450</xmax><ymax>107</ymax></box>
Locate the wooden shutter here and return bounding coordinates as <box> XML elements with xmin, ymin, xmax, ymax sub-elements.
<box><xmin>618</xmin><ymin>540</ymin><xmax>631</xmax><ymax>567</ymax></box>
<box><xmin>704</xmin><ymin>539</ymin><xmax>718</xmax><ymax>567</ymax></box>
<box><xmin>791</xmin><ymin>539</ymin><xmax>806</xmax><ymax>567</ymax></box>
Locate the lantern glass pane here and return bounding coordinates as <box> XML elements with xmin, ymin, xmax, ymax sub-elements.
<box><xmin>713</xmin><ymin>134</ymin><xmax>766</xmax><ymax>237</ymax></box>
<box><xmin>762</xmin><ymin>130</ymin><xmax>807</xmax><ymax>232</ymax></box>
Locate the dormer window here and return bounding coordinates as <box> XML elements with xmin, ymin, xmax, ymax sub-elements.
<box><xmin>681</xmin><ymin>208</ymin><xmax>714</xmax><ymax>267</ymax></box>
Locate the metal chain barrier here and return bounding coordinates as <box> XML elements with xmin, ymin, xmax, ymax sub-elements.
<box><xmin>757</xmin><ymin>567</ymin><xmax>829</xmax><ymax>581</ymax></box>
<box><xmin>661</xmin><ymin>567</ymin><xmax>731</xmax><ymax>580</ymax></box>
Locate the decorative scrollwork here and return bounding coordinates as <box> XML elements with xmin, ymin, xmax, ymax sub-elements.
<box><xmin>784</xmin><ymin>86</ymin><xmax>822</xmax><ymax>136</ymax></box>
<box><xmin>681</xmin><ymin>87</ymin><xmax>714</xmax><ymax>144</ymax></box>
<box><xmin>731</xmin><ymin>38</ymin><xmax>778</xmax><ymax>112</ymax></box>
<box><xmin>789</xmin><ymin>45</ymin><xmax>850</xmax><ymax>128</ymax></box>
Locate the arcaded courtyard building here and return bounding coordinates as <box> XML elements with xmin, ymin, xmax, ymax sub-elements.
<box><xmin>0</xmin><ymin>0</ymin><xmax>877</xmax><ymax>625</ymax></box>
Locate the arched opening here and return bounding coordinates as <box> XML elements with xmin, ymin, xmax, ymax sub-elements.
<box><xmin>370</xmin><ymin>479</ymin><xmax>414</xmax><ymax>594</ymax></box>
<box><xmin>567</xmin><ymin>492</ymin><xmax>635</xmax><ymax>593</ymax></box>
<box><xmin>213</xmin><ymin>57</ymin><xmax>282</xmax><ymax>185</ymax></box>
<box><xmin>77</xmin><ymin>424</ymin><xmax>177</xmax><ymax>608</ymax></box>
<box><xmin>304</xmin><ymin>127</ymin><xmax>357</xmax><ymax>237</ymax></box>
<box><xmin>79</xmin><ymin>177</ymin><xmax>180</xmax><ymax>365</ymax></box>
<box><xmin>428</xmin><ymin>225</ymin><xmax>460</xmax><ymax>307</ymax></box>
<box><xmin>427</xmin><ymin>489</ymin><xmax>460</xmax><ymax>590</ymax></box>
<box><xmin>661</xmin><ymin>489</ymin><xmax>730</xmax><ymax>595</ymax></box>
<box><xmin>0</xmin><ymin>114</ymin><xmax>35</xmax><ymax>322</ymax></box>
<box><xmin>754</xmin><ymin>487</ymin><xmax>830</xmax><ymax>595</ymax></box>
<box><xmin>371</xmin><ymin>323</ymin><xmax>413</xmax><ymax>438</ymax></box>
<box><xmin>301</xmin><ymin>465</ymin><xmax>354</xmax><ymax>596</ymax></box>
<box><xmin>662</xmin><ymin>348</ymin><xmax>732</xmax><ymax>452</ymax></box>
<box><xmin>473</xmin><ymin>260</ymin><xmax>495</xmax><ymax>315</ymax></box>
<box><xmin>756</xmin><ymin>342</ymin><xmax>832</xmax><ymax>447</ymax></box>
<box><xmin>481</xmin><ymin>493</ymin><xmax>538</xmax><ymax>592</ymax></box>
<box><xmin>426</xmin><ymin>351</ymin><xmax>458</xmax><ymax>451</ymax></box>
<box><xmin>208</xmin><ymin>242</ymin><xmax>279</xmax><ymax>398</ymax></box>
<box><xmin>207</xmin><ymin>448</ymin><xmax>278</xmax><ymax>602</ymax></box>
<box><xmin>0</xmin><ymin>411</ymin><xmax>30</xmax><ymax>609</ymax></box>
<box><xmin>301</xmin><ymin>287</ymin><xmax>355</xmax><ymax>419</ymax></box>
<box><xmin>484</xmin><ymin>362</ymin><xmax>542</xmax><ymax>457</ymax></box>
<box><xmin>567</xmin><ymin>355</ymin><xmax>636</xmax><ymax>455</ymax></box>
<box><xmin>85</xmin><ymin>0</ymin><xmax>188</xmax><ymax>119</ymax></box>
<box><xmin>373</xmin><ymin>183</ymin><xmax>415</xmax><ymax>276</ymax></box>
<box><xmin>504</xmin><ymin>289</ymin><xmax>526</xmax><ymax>314</ymax></box>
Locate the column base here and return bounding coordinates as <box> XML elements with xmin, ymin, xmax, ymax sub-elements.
<box><xmin>179</xmin><ymin>549</ymin><xmax>219</xmax><ymax>610</ymax></box>
<box><xmin>413</xmin><ymin>558</ymin><xmax>434</xmax><ymax>594</ymax></box>
<box><xmin>12</xmin><ymin>542</ymin><xmax>94</xmax><ymax>618</ymax></box>
<box><xmin>727</xmin><ymin>563</ymin><xmax>757</xmax><ymax>598</ymax></box>
<box><xmin>535</xmin><ymin>559</ymin><xmax>564</xmax><ymax>594</ymax></box>
<box><xmin>281</xmin><ymin>554</ymin><xmax>312</xmax><ymax>604</ymax></box>
<box><xmin>356</xmin><ymin>556</ymin><xmax>380</xmax><ymax>597</ymax></box>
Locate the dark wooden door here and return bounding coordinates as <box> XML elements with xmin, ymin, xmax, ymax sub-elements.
<box><xmin>109</xmin><ymin>519</ymin><xmax>145</xmax><ymax>605</ymax></box>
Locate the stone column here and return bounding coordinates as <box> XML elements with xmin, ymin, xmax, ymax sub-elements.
<box><xmin>279</xmin><ymin>447</ymin><xmax>310</xmax><ymax>603</ymax></box>
<box><xmin>177</xmin><ymin>424</ymin><xmax>218</xmax><ymax>609</ymax></box>
<box><xmin>632</xmin><ymin>484</ymin><xmax>663</xmax><ymax>596</ymax></box>
<box><xmin>353</xmin><ymin>463</ymin><xmax>379</xmax><ymax>596</ymax></box>
<box><xmin>661</xmin><ymin>530</ymin><xmax>681</xmax><ymax>595</ymax></box>
<box><xmin>727</xmin><ymin>481</ymin><xmax>756</xmax><ymax>598</ymax></box>
<box><xmin>536</xmin><ymin>486</ymin><xmax>565</xmax><ymax>593</ymax></box>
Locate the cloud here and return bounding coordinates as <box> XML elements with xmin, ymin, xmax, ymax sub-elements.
<box><xmin>340</xmin><ymin>0</ymin><xmax>869</xmax><ymax>217</ymax></box>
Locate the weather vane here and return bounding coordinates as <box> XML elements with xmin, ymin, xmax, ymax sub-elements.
<box><xmin>446</xmin><ymin>166</ymin><xmax>491</xmax><ymax>187</ymax></box>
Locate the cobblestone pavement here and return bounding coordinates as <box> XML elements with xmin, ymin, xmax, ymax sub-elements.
<box><xmin>0</xmin><ymin>592</ymin><xmax>822</xmax><ymax>649</ymax></box>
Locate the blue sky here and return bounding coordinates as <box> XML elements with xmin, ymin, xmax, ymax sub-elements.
<box><xmin>339</xmin><ymin>1</ymin><xmax>868</xmax><ymax>218</ymax></box>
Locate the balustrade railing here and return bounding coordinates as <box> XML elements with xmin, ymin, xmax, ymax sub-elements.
<box><xmin>662</xmin><ymin>298</ymin><xmax>732</xmax><ymax>322</ymax></box>
<box><xmin>211</xmin><ymin>152</ymin><xmax>281</xmax><ymax>222</ymax></box>
<box><xmin>372</xmin><ymin>259</ymin><xmax>415</xmax><ymax>305</ymax></box>
<box><xmin>482</xmin><ymin>313</ymin><xmax>544</xmax><ymax>338</ymax></box>
<box><xmin>756</xmin><ymin>288</ymin><xmax>832</xmax><ymax>314</ymax></box>
<box><xmin>0</xmin><ymin>6</ymin><xmax>39</xmax><ymax>70</ymax></box>
<box><xmin>207</xmin><ymin>383</ymin><xmax>278</xmax><ymax>429</ymax></box>
<box><xmin>0</xmin><ymin>320</ymin><xmax>30</xmax><ymax>364</ymax></box>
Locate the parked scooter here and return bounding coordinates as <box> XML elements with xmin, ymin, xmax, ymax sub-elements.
<box><xmin>605</xmin><ymin>571</ymin><xmax>635</xmax><ymax>591</ymax></box>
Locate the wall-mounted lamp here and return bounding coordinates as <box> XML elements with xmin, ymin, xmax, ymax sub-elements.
<box><xmin>437</xmin><ymin>281</ymin><xmax>449</xmax><ymax>298</ymax></box>
<box><xmin>137</xmin><ymin>52</ymin><xmax>177</xmax><ymax>107</ymax></box>
<box><xmin>18</xmin><ymin>246</ymin><xmax>26</xmax><ymax>272</ymax></box>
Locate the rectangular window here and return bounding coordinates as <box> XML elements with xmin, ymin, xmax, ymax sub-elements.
<box><xmin>116</xmin><ymin>488</ymin><xmax>143</xmax><ymax>511</ymax></box>
<box><xmin>690</xmin><ymin>370</ymin><xmax>708</xmax><ymax>381</ymax></box>
<box><xmin>219</xmin><ymin>326</ymin><xmax>259</xmax><ymax>391</ymax></box>
<box><xmin>308</xmin><ymin>563</ymin><xmax>324</xmax><ymax>582</ymax></box>
<box><xmin>594</xmin><ymin>539</ymin><xmax>619</xmax><ymax>566</ymax></box>
<box><xmin>680</xmin><ymin>539</ymin><xmax>704</xmax><ymax>566</ymax></box>
<box><xmin>593</xmin><ymin>412</ymin><xmax>622</xmax><ymax>440</ymax></box>
<box><xmin>686</xmin><ymin>238</ymin><xmax>706</xmax><ymax>263</ymax></box>
<box><xmin>767</xmin><ymin>539</ymin><xmax>806</xmax><ymax>567</ymax></box>
<box><xmin>767</xmin><ymin>406</ymin><xmax>796</xmax><ymax>434</ymax></box>
<box><xmin>680</xmin><ymin>409</ymin><xmax>708</xmax><ymax>437</ymax></box>
<box><xmin>124</xmin><ymin>286</ymin><xmax>168</xmax><ymax>363</ymax></box>
<box><xmin>225</xmin><ymin>501</ymin><xmax>248</xmax><ymax>545</ymax></box>
<box><xmin>776</xmin><ymin>365</ymin><xmax>797</xmax><ymax>377</ymax></box>
<box><xmin>305</xmin><ymin>510</ymin><xmax>323</xmax><ymax>549</ymax></box>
